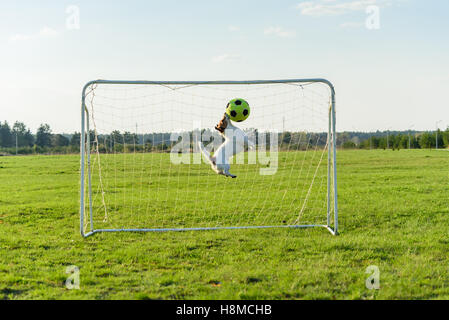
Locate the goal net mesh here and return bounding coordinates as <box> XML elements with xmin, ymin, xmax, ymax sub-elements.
<box><xmin>81</xmin><ymin>81</ymin><xmax>335</xmax><ymax>233</ymax></box>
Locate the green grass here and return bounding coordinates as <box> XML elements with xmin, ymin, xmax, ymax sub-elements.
<box><xmin>0</xmin><ymin>149</ymin><xmax>448</xmax><ymax>299</ymax></box>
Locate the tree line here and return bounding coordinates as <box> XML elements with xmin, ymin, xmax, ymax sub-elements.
<box><xmin>1</xmin><ymin>120</ymin><xmax>448</xmax><ymax>155</ymax></box>
<box><xmin>0</xmin><ymin>121</ymin><xmax>79</xmax><ymax>155</ymax></box>
<box><xmin>340</xmin><ymin>129</ymin><xmax>449</xmax><ymax>150</ymax></box>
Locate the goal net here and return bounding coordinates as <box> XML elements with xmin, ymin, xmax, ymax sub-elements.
<box><xmin>80</xmin><ymin>79</ymin><xmax>338</xmax><ymax>237</ymax></box>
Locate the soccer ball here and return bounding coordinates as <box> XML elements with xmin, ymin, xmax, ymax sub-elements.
<box><xmin>226</xmin><ymin>98</ymin><xmax>250</xmax><ymax>122</ymax></box>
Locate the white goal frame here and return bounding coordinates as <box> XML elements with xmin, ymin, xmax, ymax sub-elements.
<box><xmin>80</xmin><ymin>79</ymin><xmax>339</xmax><ymax>237</ymax></box>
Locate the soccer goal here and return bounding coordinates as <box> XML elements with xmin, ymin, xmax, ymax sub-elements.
<box><xmin>80</xmin><ymin>79</ymin><xmax>338</xmax><ymax>237</ymax></box>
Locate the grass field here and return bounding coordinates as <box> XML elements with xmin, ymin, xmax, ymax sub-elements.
<box><xmin>0</xmin><ymin>149</ymin><xmax>448</xmax><ymax>299</ymax></box>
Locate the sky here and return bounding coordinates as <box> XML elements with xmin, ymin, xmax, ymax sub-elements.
<box><xmin>0</xmin><ymin>0</ymin><xmax>448</xmax><ymax>133</ymax></box>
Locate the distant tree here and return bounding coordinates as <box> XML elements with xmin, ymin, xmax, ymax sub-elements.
<box><xmin>435</xmin><ymin>129</ymin><xmax>444</xmax><ymax>149</ymax></box>
<box><xmin>11</xmin><ymin>122</ymin><xmax>24</xmax><ymax>147</ymax></box>
<box><xmin>110</xmin><ymin>130</ymin><xmax>122</xmax><ymax>145</ymax></box>
<box><xmin>36</xmin><ymin>124</ymin><xmax>52</xmax><ymax>147</ymax></box>
<box><xmin>123</xmin><ymin>131</ymin><xmax>138</xmax><ymax>144</ymax></box>
<box><xmin>372</xmin><ymin>136</ymin><xmax>380</xmax><ymax>149</ymax></box>
<box><xmin>342</xmin><ymin>141</ymin><xmax>357</xmax><ymax>149</ymax></box>
<box><xmin>410</xmin><ymin>135</ymin><xmax>419</xmax><ymax>149</ymax></box>
<box><xmin>378</xmin><ymin>137</ymin><xmax>387</xmax><ymax>150</ymax></box>
<box><xmin>70</xmin><ymin>132</ymin><xmax>81</xmax><ymax>146</ymax></box>
<box><xmin>338</xmin><ymin>132</ymin><xmax>351</xmax><ymax>147</ymax></box>
<box><xmin>0</xmin><ymin>121</ymin><xmax>14</xmax><ymax>147</ymax></box>
<box><xmin>144</xmin><ymin>142</ymin><xmax>152</xmax><ymax>152</ymax></box>
<box><xmin>359</xmin><ymin>139</ymin><xmax>369</xmax><ymax>149</ymax></box>
<box><xmin>400</xmin><ymin>133</ymin><xmax>409</xmax><ymax>149</ymax></box>
<box><xmin>12</xmin><ymin>121</ymin><xmax>34</xmax><ymax>147</ymax></box>
<box><xmin>52</xmin><ymin>134</ymin><xmax>69</xmax><ymax>147</ymax></box>
<box><xmin>419</xmin><ymin>132</ymin><xmax>434</xmax><ymax>149</ymax></box>
<box><xmin>73</xmin><ymin>130</ymin><xmax>95</xmax><ymax>146</ymax></box>
<box><xmin>392</xmin><ymin>134</ymin><xmax>403</xmax><ymax>150</ymax></box>
<box><xmin>442</xmin><ymin>128</ymin><xmax>449</xmax><ymax>148</ymax></box>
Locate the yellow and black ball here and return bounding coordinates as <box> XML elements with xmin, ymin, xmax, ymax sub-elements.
<box><xmin>225</xmin><ymin>98</ymin><xmax>250</xmax><ymax>122</ymax></box>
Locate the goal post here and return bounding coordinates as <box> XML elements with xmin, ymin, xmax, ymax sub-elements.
<box><xmin>80</xmin><ymin>79</ymin><xmax>338</xmax><ymax>237</ymax></box>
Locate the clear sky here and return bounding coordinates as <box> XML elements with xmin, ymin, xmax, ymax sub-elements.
<box><xmin>1</xmin><ymin>0</ymin><xmax>448</xmax><ymax>133</ymax></box>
